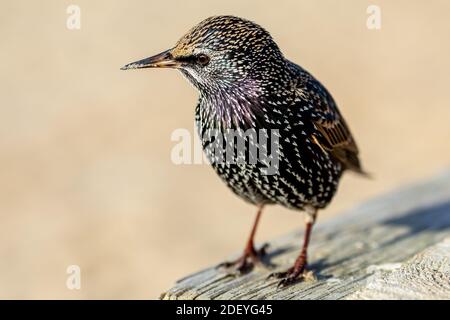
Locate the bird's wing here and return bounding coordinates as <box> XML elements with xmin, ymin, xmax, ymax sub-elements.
<box><xmin>293</xmin><ymin>69</ymin><xmax>366</xmax><ymax>175</ymax></box>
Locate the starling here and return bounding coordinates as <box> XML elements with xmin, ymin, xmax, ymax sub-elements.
<box><xmin>122</xmin><ymin>16</ymin><xmax>366</xmax><ymax>286</ymax></box>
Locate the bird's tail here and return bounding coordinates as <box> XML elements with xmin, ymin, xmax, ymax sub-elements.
<box><xmin>344</xmin><ymin>151</ymin><xmax>373</xmax><ymax>179</ymax></box>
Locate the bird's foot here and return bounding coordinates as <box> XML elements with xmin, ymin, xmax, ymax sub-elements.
<box><xmin>268</xmin><ymin>259</ymin><xmax>314</xmax><ymax>287</ymax></box>
<box><xmin>217</xmin><ymin>243</ymin><xmax>269</xmax><ymax>275</ymax></box>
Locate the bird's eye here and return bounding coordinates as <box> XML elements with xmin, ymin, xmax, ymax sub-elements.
<box><xmin>197</xmin><ymin>54</ymin><xmax>210</xmax><ymax>66</ymax></box>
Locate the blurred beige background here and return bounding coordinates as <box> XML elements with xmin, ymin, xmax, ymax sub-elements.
<box><xmin>1</xmin><ymin>0</ymin><xmax>449</xmax><ymax>299</ymax></box>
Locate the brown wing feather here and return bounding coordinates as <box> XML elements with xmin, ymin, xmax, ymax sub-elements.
<box><xmin>313</xmin><ymin>114</ymin><xmax>365</xmax><ymax>174</ymax></box>
<box><xmin>293</xmin><ymin>74</ymin><xmax>366</xmax><ymax>175</ymax></box>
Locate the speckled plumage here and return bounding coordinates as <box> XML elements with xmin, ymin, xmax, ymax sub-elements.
<box><xmin>122</xmin><ymin>15</ymin><xmax>365</xmax><ymax>286</ymax></box>
<box><xmin>179</xmin><ymin>16</ymin><xmax>364</xmax><ymax>210</ymax></box>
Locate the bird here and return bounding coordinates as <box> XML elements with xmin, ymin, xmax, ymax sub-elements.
<box><xmin>121</xmin><ymin>15</ymin><xmax>367</xmax><ymax>286</ymax></box>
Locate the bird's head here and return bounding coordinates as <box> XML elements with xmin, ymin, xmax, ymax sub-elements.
<box><xmin>121</xmin><ymin>16</ymin><xmax>286</xmax><ymax>94</ymax></box>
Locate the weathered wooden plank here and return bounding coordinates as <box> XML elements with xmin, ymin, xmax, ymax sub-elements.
<box><xmin>161</xmin><ymin>170</ymin><xmax>450</xmax><ymax>300</ymax></box>
<box><xmin>348</xmin><ymin>237</ymin><xmax>450</xmax><ymax>300</ymax></box>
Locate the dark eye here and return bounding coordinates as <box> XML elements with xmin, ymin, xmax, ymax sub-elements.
<box><xmin>197</xmin><ymin>54</ymin><xmax>210</xmax><ymax>66</ymax></box>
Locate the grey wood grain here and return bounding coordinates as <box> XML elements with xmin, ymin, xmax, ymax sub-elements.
<box><xmin>348</xmin><ymin>237</ymin><xmax>450</xmax><ymax>300</ymax></box>
<box><xmin>161</xmin><ymin>170</ymin><xmax>450</xmax><ymax>300</ymax></box>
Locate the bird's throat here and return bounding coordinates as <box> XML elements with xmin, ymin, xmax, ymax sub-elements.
<box><xmin>197</xmin><ymin>82</ymin><xmax>265</xmax><ymax>130</ymax></box>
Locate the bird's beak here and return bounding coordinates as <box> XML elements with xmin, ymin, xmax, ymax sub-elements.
<box><xmin>120</xmin><ymin>49</ymin><xmax>179</xmax><ymax>70</ymax></box>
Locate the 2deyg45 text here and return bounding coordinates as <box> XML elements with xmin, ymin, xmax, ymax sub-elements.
<box><xmin>176</xmin><ymin>304</ymin><xmax>273</xmax><ymax>317</ymax></box>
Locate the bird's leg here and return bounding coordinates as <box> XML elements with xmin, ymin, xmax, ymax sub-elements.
<box><xmin>269</xmin><ymin>207</ymin><xmax>317</xmax><ymax>287</ymax></box>
<box><xmin>217</xmin><ymin>205</ymin><xmax>268</xmax><ymax>274</ymax></box>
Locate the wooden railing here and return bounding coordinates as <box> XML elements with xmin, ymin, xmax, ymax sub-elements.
<box><xmin>161</xmin><ymin>170</ymin><xmax>450</xmax><ymax>300</ymax></box>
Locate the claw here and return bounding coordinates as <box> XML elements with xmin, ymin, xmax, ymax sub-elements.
<box><xmin>269</xmin><ymin>264</ymin><xmax>311</xmax><ymax>288</ymax></box>
<box><xmin>217</xmin><ymin>243</ymin><xmax>270</xmax><ymax>275</ymax></box>
<box><xmin>277</xmin><ymin>274</ymin><xmax>302</xmax><ymax>288</ymax></box>
<box><xmin>266</xmin><ymin>269</ymin><xmax>290</xmax><ymax>280</ymax></box>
